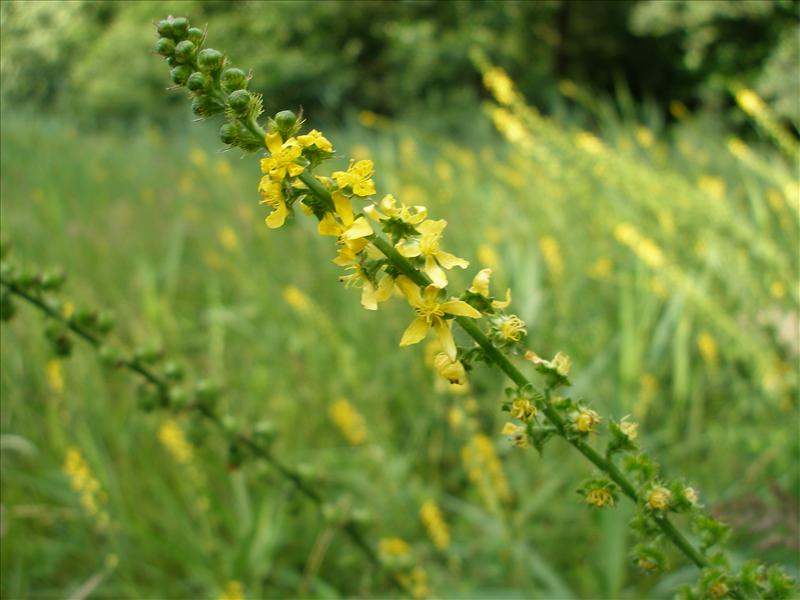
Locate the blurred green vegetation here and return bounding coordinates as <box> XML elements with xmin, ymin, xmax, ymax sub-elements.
<box><xmin>1</xmin><ymin>1</ymin><xmax>799</xmax><ymax>599</ymax></box>
<box><xmin>1</xmin><ymin>0</ymin><xmax>798</xmax><ymax>128</ymax></box>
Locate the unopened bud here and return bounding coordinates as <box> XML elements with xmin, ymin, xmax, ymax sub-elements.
<box><xmin>275</xmin><ymin>110</ymin><xmax>298</xmax><ymax>137</ymax></box>
<box><xmin>221</xmin><ymin>68</ymin><xmax>247</xmax><ymax>93</ymax></box>
<box><xmin>197</xmin><ymin>48</ymin><xmax>224</xmax><ymax>72</ymax></box>
<box><xmin>173</xmin><ymin>40</ymin><xmax>196</xmax><ymax>64</ymax></box>
<box><xmin>186</xmin><ymin>71</ymin><xmax>211</xmax><ymax>93</ymax></box>
<box><xmin>155</xmin><ymin>19</ymin><xmax>173</xmax><ymax>38</ymax></box>
<box><xmin>191</xmin><ymin>96</ymin><xmax>224</xmax><ymax>117</ymax></box>
<box><xmin>169</xmin><ymin>17</ymin><xmax>189</xmax><ymax>39</ymax></box>
<box><xmin>155</xmin><ymin>37</ymin><xmax>175</xmax><ymax>57</ymax></box>
<box><xmin>219</xmin><ymin>123</ymin><xmax>237</xmax><ymax>145</ymax></box>
<box><xmin>187</xmin><ymin>27</ymin><xmax>204</xmax><ymax>44</ymax></box>
<box><xmin>170</xmin><ymin>65</ymin><xmax>193</xmax><ymax>86</ymax></box>
<box><xmin>227</xmin><ymin>89</ymin><xmax>251</xmax><ymax>115</ymax></box>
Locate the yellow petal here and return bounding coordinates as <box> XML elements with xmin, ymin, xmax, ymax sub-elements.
<box><xmin>400</xmin><ymin>317</ymin><xmax>430</xmax><ymax>346</ymax></box>
<box><xmin>342</xmin><ymin>216</ymin><xmax>374</xmax><ymax>240</ymax></box>
<box><xmin>501</xmin><ymin>422</ymin><xmax>518</xmax><ymax>436</ymax></box>
<box><xmin>435</xmin><ymin>250</ymin><xmax>469</xmax><ymax>270</ymax></box>
<box><xmin>440</xmin><ymin>300</ymin><xmax>482</xmax><ymax>318</ymax></box>
<box><xmin>265</xmin><ymin>132</ymin><xmax>283</xmax><ymax>154</ymax></box>
<box><xmin>470</xmin><ymin>268</ymin><xmax>492</xmax><ymax>296</ymax></box>
<box><xmin>418</xmin><ymin>219</ymin><xmax>447</xmax><ymax>236</ymax></box>
<box><xmin>363</xmin><ymin>203</ymin><xmax>385</xmax><ymax>222</ymax></box>
<box><xmin>396</xmin><ymin>276</ymin><xmax>423</xmax><ymax>307</ymax></box>
<box><xmin>492</xmin><ymin>288</ymin><xmax>512</xmax><ymax>309</ymax></box>
<box><xmin>432</xmin><ymin>318</ymin><xmax>457</xmax><ymax>360</ymax></box>
<box><xmin>375</xmin><ymin>275</ymin><xmax>394</xmax><ymax>302</ymax></box>
<box><xmin>318</xmin><ymin>213</ymin><xmax>343</xmax><ymax>236</ymax></box>
<box><xmin>353</xmin><ymin>180</ymin><xmax>376</xmax><ymax>197</ymax></box>
<box><xmin>425</xmin><ymin>255</ymin><xmax>448</xmax><ymax>288</ymax></box>
<box><xmin>396</xmin><ymin>239</ymin><xmax>421</xmax><ymax>258</ymax></box>
<box><xmin>361</xmin><ymin>283</ymin><xmax>378</xmax><ymax>311</ymax></box>
<box><xmin>408</xmin><ymin>206</ymin><xmax>428</xmax><ymax>224</ymax></box>
<box><xmin>333</xmin><ymin>193</ymin><xmax>354</xmax><ymax>227</ymax></box>
<box><xmin>265</xmin><ymin>202</ymin><xmax>287</xmax><ymax>229</ymax></box>
<box><xmin>287</xmin><ymin>163</ymin><xmax>305</xmax><ymax>177</ymax></box>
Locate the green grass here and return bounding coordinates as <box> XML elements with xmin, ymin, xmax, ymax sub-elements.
<box><xmin>1</xmin><ymin>102</ymin><xmax>798</xmax><ymax>599</ymax></box>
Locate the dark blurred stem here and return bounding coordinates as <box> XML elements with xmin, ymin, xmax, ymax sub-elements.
<box><xmin>0</xmin><ymin>276</ymin><xmax>408</xmax><ymax>592</ymax></box>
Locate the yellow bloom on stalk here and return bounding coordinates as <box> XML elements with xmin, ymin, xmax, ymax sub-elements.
<box><xmin>63</xmin><ymin>447</ymin><xmax>109</xmax><ymax>527</ymax></box>
<box><xmin>332</xmin><ymin>159</ymin><xmax>376</xmax><ymax>197</ymax></box>
<box><xmin>158</xmin><ymin>419</ymin><xmax>194</xmax><ymax>465</ymax></box>
<box><xmin>318</xmin><ymin>191</ymin><xmax>374</xmax><ymax>241</ymax></box>
<box><xmin>483</xmin><ymin>67</ymin><xmax>518</xmax><ymax>106</ymax></box>
<box><xmin>585</xmin><ymin>487</ymin><xmax>615</xmax><ymax>508</ymax></box>
<box><xmin>647</xmin><ymin>486</ymin><xmax>672</xmax><ymax>511</ymax></box>
<box><xmin>510</xmin><ymin>398</ymin><xmax>536</xmax><ymax>422</ymax></box>
<box><xmin>396</xmin><ymin>220</ymin><xmax>469</xmax><ymax>288</ymax></box>
<box><xmin>258</xmin><ymin>177</ymin><xmax>288</xmax><ymax>229</ymax></box>
<box><xmin>501</xmin><ymin>422</ymin><xmax>529</xmax><ymax>448</ymax></box>
<box><xmin>469</xmin><ymin>268</ymin><xmax>511</xmax><ymax>309</ymax></box>
<box><xmin>574</xmin><ymin>408</ymin><xmax>601</xmax><ymax>433</ymax></box>
<box><xmin>433</xmin><ymin>352</ymin><xmax>466</xmax><ymax>385</ymax></box>
<box><xmin>497</xmin><ymin>315</ymin><xmax>527</xmax><ymax>342</ymax></box>
<box><xmin>420</xmin><ymin>500</ymin><xmax>451</xmax><ymax>550</ymax></box>
<box><xmin>619</xmin><ymin>416</ymin><xmax>638</xmax><ymax>441</ymax></box>
<box><xmin>296</xmin><ymin>129</ymin><xmax>333</xmax><ymax>153</ymax></box>
<box><xmin>364</xmin><ymin>194</ymin><xmax>427</xmax><ymax>225</ymax></box>
<box><xmin>260</xmin><ymin>133</ymin><xmax>304</xmax><ymax>181</ymax></box>
<box><xmin>396</xmin><ymin>276</ymin><xmax>481</xmax><ymax>360</ymax></box>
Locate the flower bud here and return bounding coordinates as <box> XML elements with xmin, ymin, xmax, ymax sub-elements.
<box><xmin>219</xmin><ymin>123</ymin><xmax>237</xmax><ymax>145</ymax></box>
<box><xmin>163</xmin><ymin>360</ymin><xmax>185</xmax><ymax>381</ymax></box>
<box><xmin>165</xmin><ymin>56</ymin><xmax>178</xmax><ymax>67</ymax></box>
<box><xmin>155</xmin><ymin>37</ymin><xmax>175</xmax><ymax>57</ymax></box>
<box><xmin>187</xmin><ymin>27</ymin><xmax>204</xmax><ymax>44</ymax></box>
<box><xmin>168</xmin><ymin>387</ymin><xmax>188</xmax><ymax>410</ymax></box>
<box><xmin>221</xmin><ymin>68</ymin><xmax>247</xmax><ymax>93</ymax></box>
<box><xmin>169</xmin><ymin>17</ymin><xmax>189</xmax><ymax>39</ymax></box>
<box><xmin>156</xmin><ymin>19</ymin><xmax>173</xmax><ymax>38</ymax></box>
<box><xmin>173</xmin><ymin>40</ymin><xmax>196</xmax><ymax>64</ymax></box>
<box><xmin>197</xmin><ymin>48</ymin><xmax>224</xmax><ymax>72</ymax></box>
<box><xmin>227</xmin><ymin>89</ymin><xmax>251</xmax><ymax>115</ymax></box>
<box><xmin>186</xmin><ymin>71</ymin><xmax>211</xmax><ymax>93</ymax></box>
<box><xmin>40</xmin><ymin>268</ymin><xmax>65</xmax><ymax>291</ymax></box>
<box><xmin>134</xmin><ymin>344</ymin><xmax>162</xmax><ymax>364</ymax></box>
<box><xmin>275</xmin><ymin>110</ymin><xmax>298</xmax><ymax>137</ymax></box>
<box><xmin>98</xmin><ymin>344</ymin><xmax>121</xmax><ymax>367</ymax></box>
<box><xmin>95</xmin><ymin>311</ymin><xmax>114</xmax><ymax>334</ymax></box>
<box><xmin>170</xmin><ymin>65</ymin><xmax>193</xmax><ymax>86</ymax></box>
<box><xmin>191</xmin><ymin>96</ymin><xmax>224</xmax><ymax>118</ymax></box>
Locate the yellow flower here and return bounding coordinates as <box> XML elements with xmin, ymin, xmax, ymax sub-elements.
<box><xmin>501</xmin><ymin>422</ymin><xmax>529</xmax><ymax>448</ymax></box>
<box><xmin>497</xmin><ymin>315</ymin><xmax>526</xmax><ymax>342</ymax></box>
<box><xmin>396</xmin><ymin>220</ymin><xmax>469</xmax><ymax>288</ymax></box>
<box><xmin>510</xmin><ymin>398</ymin><xmax>535</xmax><ymax>422</ymax></box>
<box><xmin>647</xmin><ymin>486</ymin><xmax>672</xmax><ymax>511</ymax></box>
<box><xmin>218</xmin><ymin>580</ymin><xmax>244</xmax><ymax>600</ymax></box>
<box><xmin>684</xmin><ymin>487</ymin><xmax>699</xmax><ymax>506</ymax></box>
<box><xmin>379</xmin><ymin>537</ymin><xmax>410</xmax><ymax>558</ymax></box>
<box><xmin>46</xmin><ymin>359</ymin><xmax>64</xmax><ymax>394</ymax></box>
<box><xmin>483</xmin><ymin>67</ymin><xmax>518</xmax><ymax>106</ymax></box>
<box><xmin>328</xmin><ymin>398</ymin><xmax>368</xmax><ymax>445</ymax></box>
<box><xmin>332</xmin><ymin>159</ymin><xmax>376</xmax><ymax>197</ymax></box>
<box><xmin>318</xmin><ymin>191</ymin><xmax>374</xmax><ymax>241</ymax></box>
<box><xmin>364</xmin><ymin>194</ymin><xmax>427</xmax><ymax>225</ymax></box>
<box><xmin>158</xmin><ymin>419</ymin><xmax>194</xmax><ymax>465</ymax></box>
<box><xmin>709</xmin><ymin>581</ymin><xmax>730</xmax><ymax>599</ymax></box>
<box><xmin>396</xmin><ymin>277</ymin><xmax>481</xmax><ymax>360</ymax></box>
<box><xmin>283</xmin><ymin>285</ymin><xmax>312</xmax><ymax>313</ymax></box>
<box><xmin>574</xmin><ymin>408</ymin><xmax>601</xmax><ymax>433</ymax></box>
<box><xmin>697</xmin><ymin>331</ymin><xmax>718</xmax><ymax>366</ymax></box>
<box><xmin>258</xmin><ymin>177</ymin><xmax>288</xmax><ymax>229</ymax></box>
<box><xmin>433</xmin><ymin>352</ymin><xmax>466</xmax><ymax>385</ymax></box>
<box><xmin>585</xmin><ymin>487</ymin><xmax>615</xmax><ymax>508</ymax></box>
<box><xmin>551</xmin><ymin>352</ymin><xmax>571</xmax><ymax>377</ymax></box>
<box><xmin>420</xmin><ymin>500</ymin><xmax>450</xmax><ymax>550</ymax></box>
<box><xmin>260</xmin><ymin>133</ymin><xmax>304</xmax><ymax>181</ymax></box>
<box><xmin>296</xmin><ymin>129</ymin><xmax>333</xmax><ymax>153</ymax></box>
<box><xmin>469</xmin><ymin>268</ymin><xmax>511</xmax><ymax>309</ymax></box>
<box><xmin>619</xmin><ymin>416</ymin><xmax>638</xmax><ymax>440</ymax></box>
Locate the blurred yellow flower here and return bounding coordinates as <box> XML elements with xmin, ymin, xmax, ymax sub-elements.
<box><xmin>635</xmin><ymin>126</ymin><xmax>654</xmax><ymax>148</ymax></box>
<box><xmin>574</xmin><ymin>408</ymin><xmax>601</xmax><ymax>433</ymax></box>
<box><xmin>501</xmin><ymin>422</ymin><xmax>529</xmax><ymax>448</ymax></box>
<box><xmin>420</xmin><ymin>500</ymin><xmax>450</xmax><ymax>550</ymax></box>
<box><xmin>46</xmin><ymin>359</ymin><xmax>64</xmax><ymax>394</ymax></box>
<box><xmin>158</xmin><ymin>419</ymin><xmax>194</xmax><ymax>465</ymax></box>
<box><xmin>217</xmin><ymin>226</ymin><xmax>239</xmax><ymax>251</ymax></box>
<box><xmin>328</xmin><ymin>398</ymin><xmax>368</xmax><ymax>445</ymax></box>
<box><xmin>283</xmin><ymin>285</ymin><xmax>312</xmax><ymax>313</ymax></box>
<box><xmin>483</xmin><ymin>67</ymin><xmax>518</xmax><ymax>106</ymax></box>
<box><xmin>189</xmin><ymin>147</ymin><xmax>208</xmax><ymax>168</ymax></box>
<box><xmin>697</xmin><ymin>331</ymin><xmax>718</xmax><ymax>366</ymax></box>
<box><xmin>379</xmin><ymin>537</ymin><xmax>410</xmax><ymax>558</ymax></box>
<box><xmin>477</xmin><ymin>244</ymin><xmax>499</xmax><ymax>269</ymax></box>
<box><xmin>64</xmin><ymin>447</ymin><xmax>109</xmax><ymax>527</ymax></box>
<box><xmin>539</xmin><ymin>235</ymin><xmax>564</xmax><ymax>280</ymax></box>
<box><xmin>647</xmin><ymin>486</ymin><xmax>672</xmax><ymax>511</ymax></box>
<box><xmin>218</xmin><ymin>580</ymin><xmax>244</xmax><ymax>600</ymax></box>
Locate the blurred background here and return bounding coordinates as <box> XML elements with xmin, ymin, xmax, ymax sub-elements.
<box><xmin>1</xmin><ymin>1</ymin><xmax>798</xmax><ymax>599</ymax></box>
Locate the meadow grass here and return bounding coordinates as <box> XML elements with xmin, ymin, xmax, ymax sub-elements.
<box><xmin>1</xmin><ymin>99</ymin><xmax>797</xmax><ymax>599</ymax></box>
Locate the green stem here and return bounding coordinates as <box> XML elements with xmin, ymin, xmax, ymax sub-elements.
<box><xmin>300</xmin><ymin>182</ymin><xmax>712</xmax><ymax>573</ymax></box>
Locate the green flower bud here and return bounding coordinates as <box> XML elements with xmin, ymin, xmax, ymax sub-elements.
<box><xmin>156</xmin><ymin>19</ymin><xmax>173</xmax><ymax>38</ymax></box>
<box><xmin>170</xmin><ymin>64</ymin><xmax>193</xmax><ymax>86</ymax></box>
<box><xmin>275</xmin><ymin>110</ymin><xmax>297</xmax><ymax>130</ymax></box>
<box><xmin>221</xmin><ymin>68</ymin><xmax>247</xmax><ymax>93</ymax></box>
<box><xmin>191</xmin><ymin>96</ymin><xmax>225</xmax><ymax>118</ymax></box>
<box><xmin>174</xmin><ymin>40</ymin><xmax>196</xmax><ymax>63</ymax></box>
<box><xmin>227</xmin><ymin>89</ymin><xmax>251</xmax><ymax>115</ymax></box>
<box><xmin>197</xmin><ymin>48</ymin><xmax>224</xmax><ymax>72</ymax></box>
<box><xmin>155</xmin><ymin>37</ymin><xmax>175</xmax><ymax>57</ymax></box>
<box><xmin>134</xmin><ymin>344</ymin><xmax>162</xmax><ymax>364</ymax></box>
<box><xmin>0</xmin><ymin>262</ymin><xmax>16</xmax><ymax>281</ymax></box>
<box><xmin>186</xmin><ymin>71</ymin><xmax>211</xmax><ymax>93</ymax></box>
<box><xmin>187</xmin><ymin>27</ymin><xmax>204</xmax><ymax>44</ymax></box>
<box><xmin>219</xmin><ymin>123</ymin><xmax>237</xmax><ymax>145</ymax></box>
<box><xmin>40</xmin><ymin>269</ymin><xmax>65</xmax><ymax>291</ymax></box>
<box><xmin>0</xmin><ymin>291</ymin><xmax>16</xmax><ymax>321</ymax></box>
<box><xmin>163</xmin><ymin>360</ymin><xmax>185</xmax><ymax>381</ymax></box>
<box><xmin>98</xmin><ymin>345</ymin><xmax>121</xmax><ymax>367</ymax></box>
<box><xmin>95</xmin><ymin>311</ymin><xmax>115</xmax><ymax>335</ymax></box>
<box><xmin>169</xmin><ymin>17</ymin><xmax>189</xmax><ymax>39</ymax></box>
